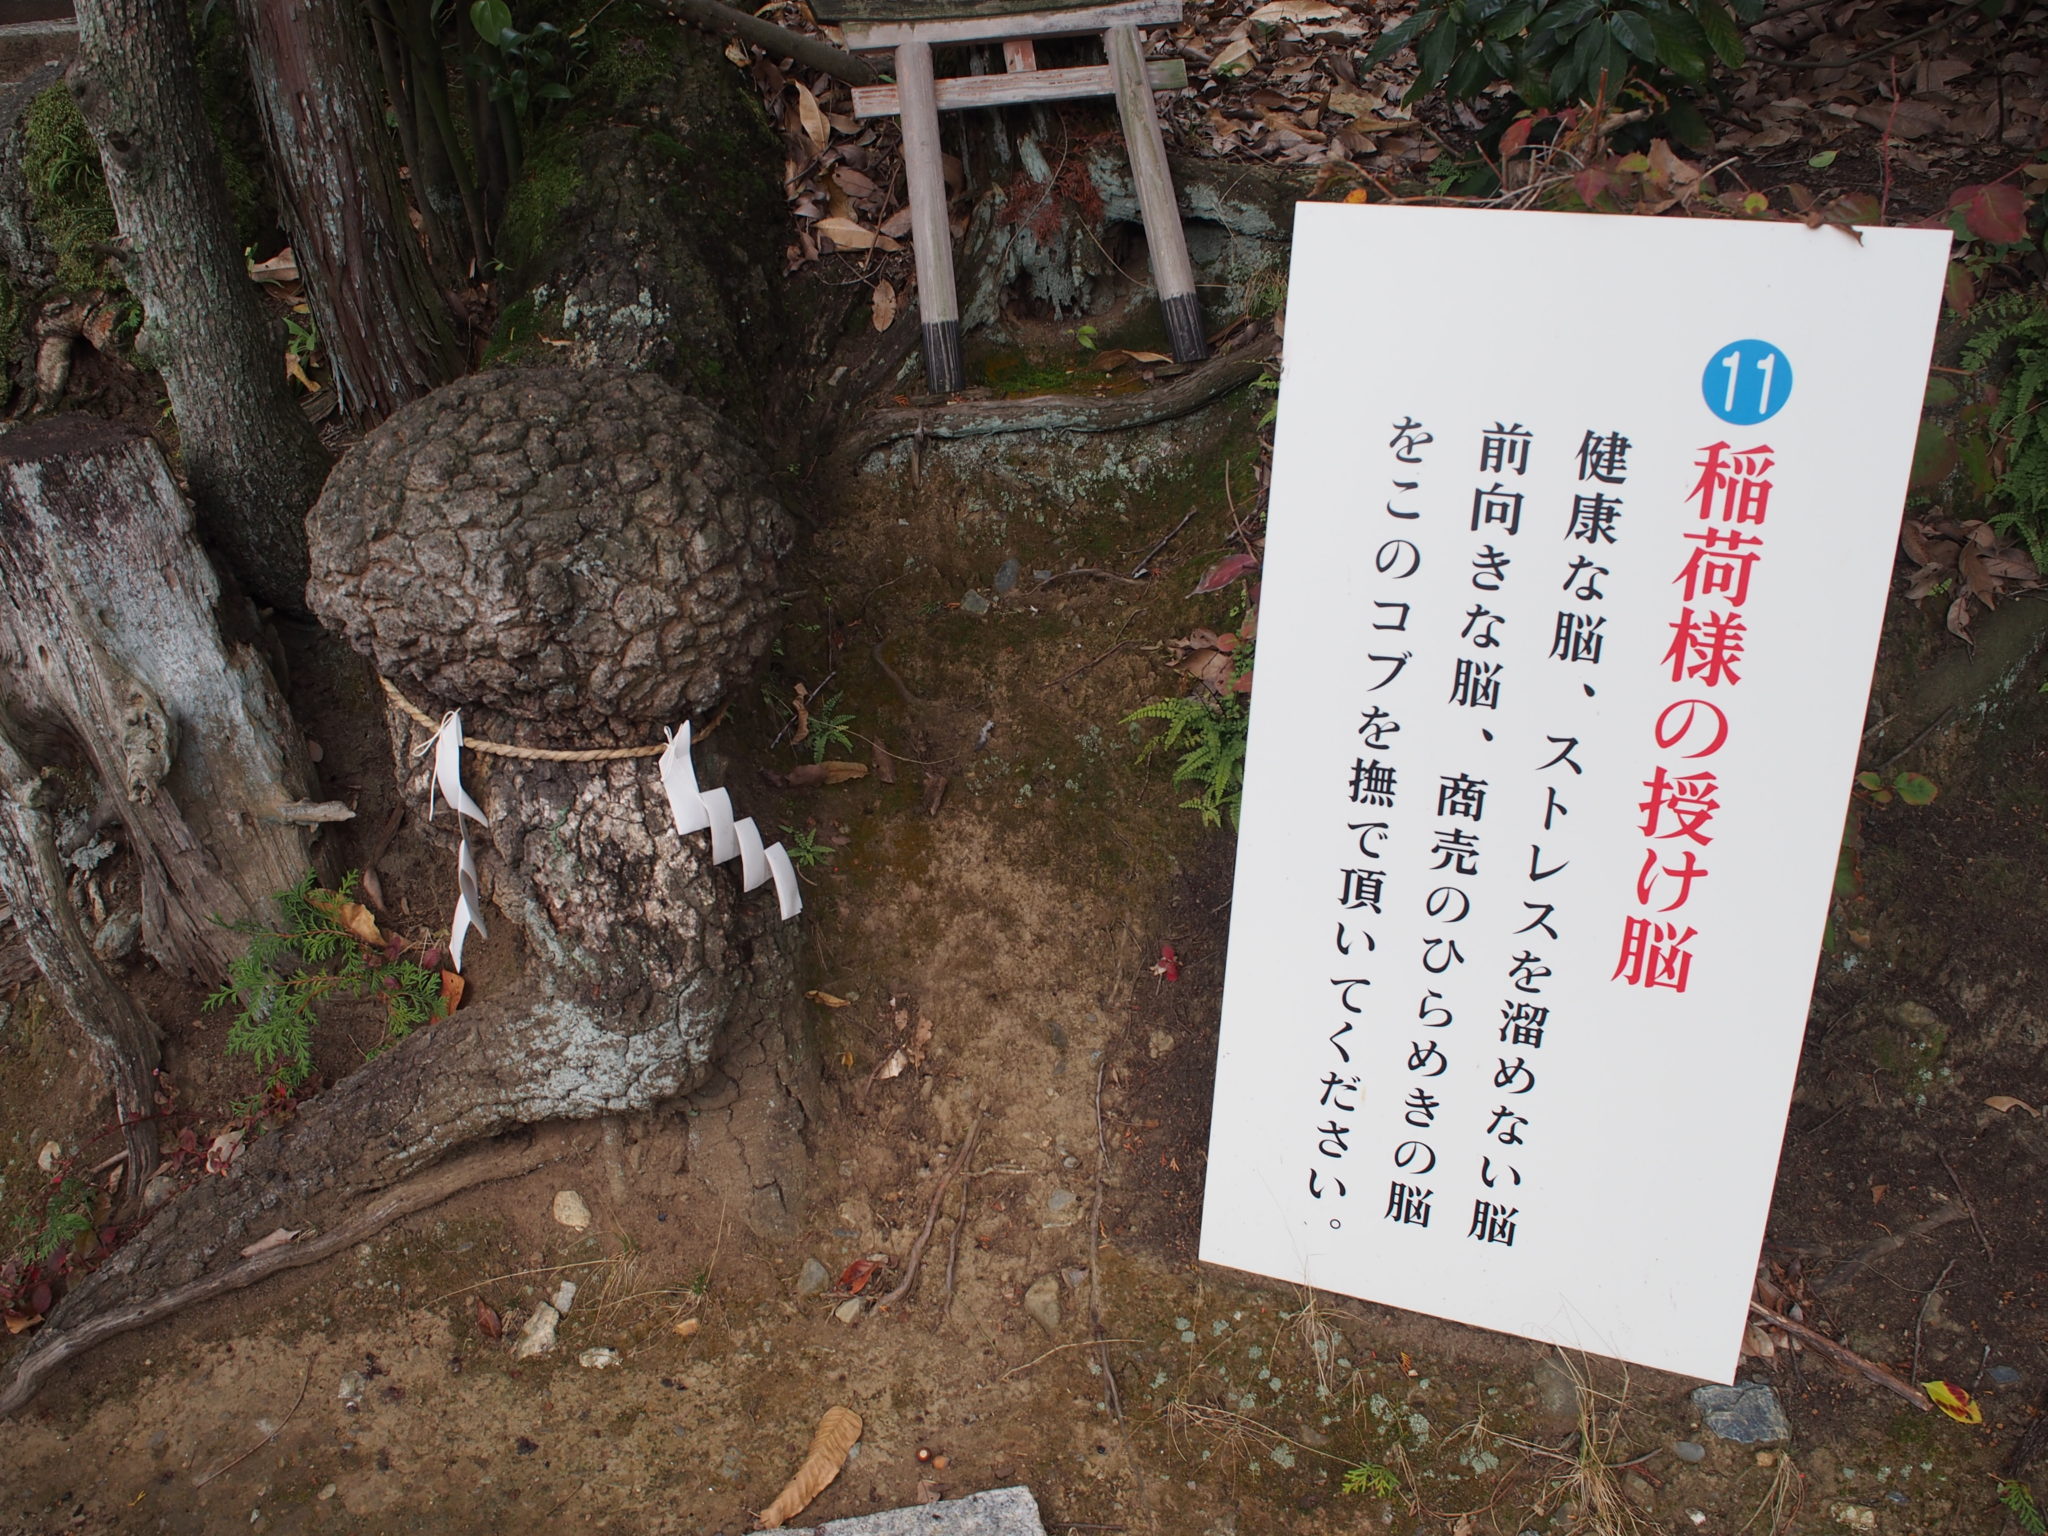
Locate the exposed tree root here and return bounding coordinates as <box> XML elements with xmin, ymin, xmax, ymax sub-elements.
<box><xmin>0</xmin><ymin>1131</ymin><xmax>564</xmax><ymax>1418</ymax></box>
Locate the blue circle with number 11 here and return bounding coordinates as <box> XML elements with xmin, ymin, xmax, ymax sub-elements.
<box><xmin>1702</xmin><ymin>339</ymin><xmax>1793</xmax><ymax>425</ymax></box>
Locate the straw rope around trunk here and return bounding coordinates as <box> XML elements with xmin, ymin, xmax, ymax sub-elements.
<box><xmin>378</xmin><ymin>676</ymin><xmax>668</xmax><ymax>761</ymax></box>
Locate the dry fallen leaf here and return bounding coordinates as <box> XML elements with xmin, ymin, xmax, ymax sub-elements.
<box><xmin>836</xmin><ymin>1258</ymin><xmax>881</xmax><ymax>1294</ymax></box>
<box><xmin>1922</xmin><ymin>1379</ymin><xmax>1983</xmax><ymax>1424</ymax></box>
<box><xmin>814</xmin><ymin>215</ymin><xmax>900</xmax><ymax>253</ymax></box>
<box><xmin>3</xmin><ymin>1309</ymin><xmax>42</xmax><ymax>1335</ymax></box>
<box><xmin>239</xmin><ymin>1227</ymin><xmax>301</xmax><ymax>1258</ymax></box>
<box><xmin>673</xmin><ymin>1317</ymin><xmax>701</xmax><ymax>1339</ymax></box>
<box><xmin>791</xmin><ymin>81</ymin><xmax>830</xmax><ymax>153</ymax></box>
<box><xmin>769</xmin><ymin>761</ymin><xmax>869</xmax><ymax>788</ymax></box>
<box><xmin>875</xmin><ymin>1047</ymin><xmax>910</xmax><ymax>1081</ymax></box>
<box><xmin>872</xmin><ymin>278</ymin><xmax>897</xmax><ymax>331</ymax></box>
<box><xmin>756</xmin><ymin>1406</ymin><xmax>864</xmax><ymax>1528</ymax></box>
<box><xmin>474</xmin><ymin>1294</ymin><xmax>502</xmax><ymax>1340</ymax></box>
<box><xmin>1985</xmin><ymin>1095</ymin><xmax>2040</xmax><ymax>1117</ymax></box>
<box><xmin>805</xmin><ymin>990</ymin><xmax>851</xmax><ymax>1008</ymax></box>
<box><xmin>307</xmin><ymin>888</ymin><xmax>383</xmax><ymax>946</ymax></box>
<box><xmin>440</xmin><ymin>969</ymin><xmax>465</xmax><ymax>1014</ymax></box>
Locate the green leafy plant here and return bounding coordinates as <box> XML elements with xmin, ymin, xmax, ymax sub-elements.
<box><xmin>1366</xmin><ymin>0</ymin><xmax>1759</xmax><ymax>118</ymax></box>
<box><xmin>1339</xmin><ymin>1462</ymin><xmax>1400</xmax><ymax>1498</ymax></box>
<box><xmin>2002</xmin><ymin>1480</ymin><xmax>2047</xmax><ymax>1536</ymax></box>
<box><xmin>1075</xmin><ymin>322</ymin><xmax>1101</xmax><ymax>352</ymax></box>
<box><xmin>1956</xmin><ymin>291</ymin><xmax>2048</xmax><ymax>565</ymax></box>
<box><xmin>26</xmin><ymin>1174</ymin><xmax>94</xmax><ymax>1265</ymax></box>
<box><xmin>1124</xmin><ymin>693</ymin><xmax>1250</xmax><ymax>829</ymax></box>
<box><xmin>782</xmin><ymin>825</ymin><xmax>832</xmax><ymax>868</ymax></box>
<box><xmin>204</xmin><ymin>871</ymin><xmax>449</xmax><ymax>1092</ymax></box>
<box><xmin>1855</xmin><ymin>769</ymin><xmax>1939</xmax><ymax>807</ymax></box>
<box><xmin>805</xmin><ymin>692</ymin><xmax>857</xmax><ymax>763</ymax></box>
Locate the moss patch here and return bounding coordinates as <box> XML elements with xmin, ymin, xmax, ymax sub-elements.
<box><xmin>21</xmin><ymin>84</ymin><xmax>119</xmax><ymax>294</ymax></box>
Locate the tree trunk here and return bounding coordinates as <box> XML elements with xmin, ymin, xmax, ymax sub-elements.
<box><xmin>70</xmin><ymin>0</ymin><xmax>331</xmax><ymax>614</ymax></box>
<box><xmin>0</xmin><ymin>726</ymin><xmax>160</xmax><ymax>1205</ymax></box>
<box><xmin>0</xmin><ymin>415</ymin><xmax>318</xmax><ymax>978</ymax></box>
<box><xmin>234</xmin><ymin>0</ymin><xmax>462</xmax><ymax>424</ymax></box>
<box><xmin>0</xmin><ymin>699</ymin><xmax>809</xmax><ymax>1414</ymax></box>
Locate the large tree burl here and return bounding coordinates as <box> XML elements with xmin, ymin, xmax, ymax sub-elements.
<box><xmin>307</xmin><ymin>368</ymin><xmax>793</xmax><ymax>736</ymax></box>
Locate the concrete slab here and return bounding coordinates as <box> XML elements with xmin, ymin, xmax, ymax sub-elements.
<box><xmin>788</xmin><ymin>1485</ymin><xmax>1047</xmax><ymax>1535</ymax></box>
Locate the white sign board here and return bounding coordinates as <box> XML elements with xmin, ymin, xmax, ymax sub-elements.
<box><xmin>1200</xmin><ymin>204</ymin><xmax>1950</xmax><ymax>1382</ymax></box>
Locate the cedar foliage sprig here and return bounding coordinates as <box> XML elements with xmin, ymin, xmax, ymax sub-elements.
<box><xmin>203</xmin><ymin>870</ymin><xmax>446</xmax><ymax>1091</ymax></box>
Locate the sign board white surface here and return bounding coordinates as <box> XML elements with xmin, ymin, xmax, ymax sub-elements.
<box><xmin>1200</xmin><ymin>204</ymin><xmax>1950</xmax><ymax>1382</ymax></box>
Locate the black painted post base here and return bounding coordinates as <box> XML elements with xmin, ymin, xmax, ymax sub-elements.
<box><xmin>1162</xmin><ymin>292</ymin><xmax>1208</xmax><ymax>365</ymax></box>
<box><xmin>922</xmin><ymin>320</ymin><xmax>964</xmax><ymax>395</ymax></box>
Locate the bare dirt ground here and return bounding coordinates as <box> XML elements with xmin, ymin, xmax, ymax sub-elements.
<box><xmin>1</xmin><ymin>360</ymin><xmax>2045</xmax><ymax>1536</ymax></box>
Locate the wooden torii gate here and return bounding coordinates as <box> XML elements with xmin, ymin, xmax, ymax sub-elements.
<box><xmin>820</xmin><ymin>0</ymin><xmax>1210</xmax><ymax>394</ymax></box>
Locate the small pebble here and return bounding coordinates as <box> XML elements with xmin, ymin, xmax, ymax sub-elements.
<box><xmin>1990</xmin><ymin>1365</ymin><xmax>2024</xmax><ymax>1387</ymax></box>
<box><xmin>993</xmin><ymin>558</ymin><xmax>1021</xmax><ymax>595</ymax></box>
<box><xmin>796</xmin><ymin>1257</ymin><xmax>831</xmax><ymax>1297</ymax></box>
<box><xmin>959</xmin><ymin>590</ymin><xmax>991</xmax><ymax>616</ymax></box>
<box><xmin>578</xmin><ymin>1347</ymin><xmax>621</xmax><ymax>1369</ymax></box>
<box><xmin>551</xmin><ymin>1280</ymin><xmax>578</xmax><ymax>1315</ymax></box>
<box><xmin>317</xmin><ymin>1485</ymin><xmax>336</xmax><ymax>1502</ymax></box>
<box><xmin>833</xmin><ymin>1299</ymin><xmax>864</xmax><ymax>1325</ymax></box>
<box><xmin>1672</xmin><ymin>1441</ymin><xmax>1706</xmax><ymax>1463</ymax></box>
<box><xmin>551</xmin><ymin>1190</ymin><xmax>592</xmax><ymax>1231</ymax></box>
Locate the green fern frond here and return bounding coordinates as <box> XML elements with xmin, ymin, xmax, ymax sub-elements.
<box><xmin>1124</xmin><ymin>693</ymin><xmax>1250</xmax><ymax>829</ymax></box>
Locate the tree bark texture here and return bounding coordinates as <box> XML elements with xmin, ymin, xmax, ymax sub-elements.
<box><xmin>487</xmin><ymin>9</ymin><xmax>795</xmax><ymax>435</ymax></box>
<box><xmin>234</xmin><ymin>0</ymin><xmax>462</xmax><ymax>424</ymax></box>
<box><xmin>0</xmin><ymin>701</ymin><xmax>809</xmax><ymax>1413</ymax></box>
<box><xmin>0</xmin><ymin>415</ymin><xmax>317</xmax><ymax>977</ymax></box>
<box><xmin>0</xmin><ymin>726</ymin><xmax>161</xmax><ymax>1201</ymax></box>
<box><xmin>71</xmin><ymin>0</ymin><xmax>330</xmax><ymax>613</ymax></box>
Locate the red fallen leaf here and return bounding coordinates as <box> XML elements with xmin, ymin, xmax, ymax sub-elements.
<box><xmin>1949</xmin><ymin>182</ymin><xmax>2030</xmax><ymax>245</ymax></box>
<box><xmin>1152</xmin><ymin>942</ymin><xmax>1181</xmax><ymax>981</ymax></box>
<box><xmin>473</xmin><ymin>1294</ymin><xmax>502</xmax><ymax>1340</ymax></box>
<box><xmin>1190</xmin><ymin>551</ymin><xmax>1260</xmax><ymax>596</ymax></box>
<box><xmin>837</xmin><ymin>1258</ymin><xmax>880</xmax><ymax>1294</ymax></box>
<box><xmin>1573</xmin><ymin>167</ymin><xmax>1612</xmax><ymax>207</ymax></box>
<box><xmin>1499</xmin><ymin>114</ymin><xmax>1538</xmax><ymax>158</ymax></box>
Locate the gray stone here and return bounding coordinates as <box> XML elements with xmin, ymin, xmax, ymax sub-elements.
<box><xmin>1530</xmin><ymin>1357</ymin><xmax>1580</xmax><ymax>1425</ymax></box>
<box><xmin>92</xmin><ymin>911</ymin><xmax>140</xmax><ymax>962</ymax></box>
<box><xmin>1989</xmin><ymin>1364</ymin><xmax>2024</xmax><ymax>1387</ymax></box>
<box><xmin>833</xmin><ymin>1298</ymin><xmax>865</xmax><ymax>1325</ymax></box>
<box><xmin>1692</xmin><ymin>1383</ymin><xmax>1790</xmax><ymax>1444</ymax></box>
<box><xmin>797</xmin><ymin>1257</ymin><xmax>832</xmax><ymax>1296</ymax></box>
<box><xmin>1022</xmin><ymin>1275</ymin><xmax>1061</xmax><ymax>1335</ymax></box>
<box><xmin>786</xmin><ymin>1485</ymin><xmax>1046</xmax><ymax>1535</ymax></box>
<box><xmin>959</xmin><ymin>590</ymin><xmax>991</xmax><ymax>616</ymax></box>
<box><xmin>1672</xmin><ymin>1440</ymin><xmax>1706</xmax><ymax>1463</ymax></box>
<box><xmin>1045</xmin><ymin>1189</ymin><xmax>1077</xmax><ymax>1217</ymax></box>
<box><xmin>141</xmin><ymin>1173</ymin><xmax>177</xmax><ymax>1210</ymax></box>
<box><xmin>993</xmin><ymin>559</ymin><xmax>1021</xmax><ymax>595</ymax></box>
<box><xmin>551</xmin><ymin>1280</ymin><xmax>578</xmax><ymax>1315</ymax></box>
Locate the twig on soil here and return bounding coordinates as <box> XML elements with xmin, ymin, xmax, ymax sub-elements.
<box><xmin>192</xmin><ymin>1353</ymin><xmax>315</xmax><ymax>1488</ymax></box>
<box><xmin>1815</xmin><ymin>1202</ymin><xmax>1969</xmax><ymax>1293</ymax></box>
<box><xmin>1128</xmin><ymin>504</ymin><xmax>1200</xmax><ymax>580</ymax></box>
<box><xmin>1911</xmin><ymin>1258</ymin><xmax>1959</xmax><ymax>1382</ymax></box>
<box><xmin>871</xmin><ymin>638</ymin><xmax>925</xmax><ymax>709</ymax></box>
<box><xmin>943</xmin><ymin>1174</ymin><xmax>969</xmax><ymax>1311</ymax></box>
<box><xmin>1035</xmin><ymin>567</ymin><xmax>1149</xmax><ymax>589</ymax></box>
<box><xmin>1937</xmin><ymin>1149</ymin><xmax>1995</xmax><ymax>1261</ymax></box>
<box><xmin>998</xmin><ymin>1338</ymin><xmax>1142</xmax><ymax>1381</ymax></box>
<box><xmin>1046</xmin><ymin>640</ymin><xmax>1140</xmax><ymax>692</ymax></box>
<box><xmin>875</xmin><ymin>1112</ymin><xmax>984</xmax><ymax>1311</ymax></box>
<box><xmin>0</xmin><ymin>1138</ymin><xmax>558</xmax><ymax>1418</ymax></box>
<box><xmin>1748</xmin><ymin>1301</ymin><xmax>1930</xmax><ymax>1410</ymax></box>
<box><xmin>421</xmin><ymin>1256</ymin><xmax>623</xmax><ymax>1307</ymax></box>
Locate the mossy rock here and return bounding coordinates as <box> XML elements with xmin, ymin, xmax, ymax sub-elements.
<box><xmin>485</xmin><ymin>6</ymin><xmax>793</xmax><ymax>433</ymax></box>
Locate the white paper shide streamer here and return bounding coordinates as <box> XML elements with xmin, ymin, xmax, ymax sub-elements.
<box><xmin>658</xmin><ymin>726</ymin><xmax>803</xmax><ymax>921</ymax></box>
<box><xmin>423</xmin><ymin>706</ymin><xmax>802</xmax><ymax>965</ymax></box>
<box><xmin>429</xmin><ymin>711</ymin><xmax>490</xmax><ymax>971</ymax></box>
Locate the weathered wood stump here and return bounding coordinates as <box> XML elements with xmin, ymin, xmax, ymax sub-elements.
<box><xmin>0</xmin><ymin>414</ymin><xmax>319</xmax><ymax>1213</ymax></box>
